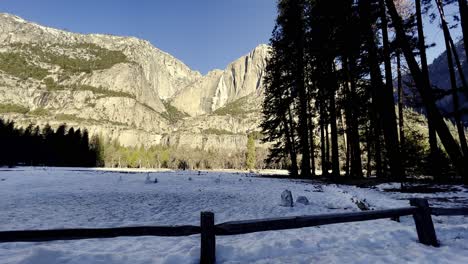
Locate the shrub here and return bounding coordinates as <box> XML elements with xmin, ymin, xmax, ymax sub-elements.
<box><xmin>55</xmin><ymin>114</ymin><xmax>84</xmax><ymax>122</ymax></box>
<box><xmin>0</xmin><ymin>103</ymin><xmax>29</xmax><ymax>114</ymax></box>
<box><xmin>202</xmin><ymin>128</ymin><xmax>235</xmax><ymax>135</ymax></box>
<box><xmin>44</xmin><ymin>77</ymin><xmax>64</xmax><ymax>91</ymax></box>
<box><xmin>75</xmin><ymin>84</ymin><xmax>135</xmax><ymax>98</ymax></box>
<box><xmin>29</xmin><ymin>108</ymin><xmax>50</xmax><ymax>116</ymax></box>
<box><xmin>161</xmin><ymin>101</ymin><xmax>189</xmax><ymax>123</ymax></box>
<box><xmin>212</xmin><ymin>97</ymin><xmax>255</xmax><ymax>116</ymax></box>
<box><xmin>0</xmin><ymin>52</ymin><xmax>49</xmax><ymax>80</ymax></box>
<box><xmin>8</xmin><ymin>42</ymin><xmax>129</xmax><ymax>75</ymax></box>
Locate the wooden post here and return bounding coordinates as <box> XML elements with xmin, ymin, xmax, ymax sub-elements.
<box><xmin>200</xmin><ymin>212</ymin><xmax>216</xmax><ymax>264</ymax></box>
<box><xmin>410</xmin><ymin>198</ymin><xmax>439</xmax><ymax>247</ymax></box>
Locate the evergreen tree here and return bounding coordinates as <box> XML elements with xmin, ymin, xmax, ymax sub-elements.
<box><xmin>246</xmin><ymin>134</ymin><xmax>256</xmax><ymax>170</ymax></box>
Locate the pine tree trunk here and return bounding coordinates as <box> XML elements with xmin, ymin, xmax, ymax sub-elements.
<box><xmin>436</xmin><ymin>0</ymin><xmax>468</xmax><ymax>157</ymax></box>
<box><xmin>397</xmin><ymin>52</ymin><xmax>405</xmax><ymax>146</ymax></box>
<box><xmin>342</xmin><ymin>81</ymin><xmax>351</xmax><ymax>177</ymax></box>
<box><xmin>373</xmin><ymin>112</ymin><xmax>383</xmax><ymax>177</ymax></box>
<box><xmin>448</xmin><ymin>37</ymin><xmax>468</xmax><ymax>94</ymax></box>
<box><xmin>386</xmin><ymin>0</ymin><xmax>468</xmax><ymax>182</ymax></box>
<box><xmin>329</xmin><ymin>68</ymin><xmax>340</xmax><ymax>177</ymax></box>
<box><xmin>436</xmin><ymin>0</ymin><xmax>468</xmax><ymax>96</ymax></box>
<box><xmin>285</xmin><ymin>108</ymin><xmax>299</xmax><ymax>177</ymax></box>
<box><xmin>366</xmin><ymin>122</ymin><xmax>372</xmax><ymax>177</ymax></box>
<box><xmin>308</xmin><ymin>103</ymin><xmax>316</xmax><ymax>177</ymax></box>
<box><xmin>324</xmin><ymin>122</ymin><xmax>328</xmax><ymax>173</ymax></box>
<box><xmin>320</xmin><ymin>116</ymin><xmax>328</xmax><ymax>177</ymax></box>
<box><xmin>296</xmin><ymin>19</ymin><xmax>311</xmax><ymax>179</ymax></box>
<box><xmin>343</xmin><ymin>112</ymin><xmax>351</xmax><ymax>177</ymax></box>
<box><xmin>343</xmin><ymin>57</ymin><xmax>363</xmax><ymax>178</ymax></box>
<box><xmin>444</xmin><ymin>28</ymin><xmax>468</xmax><ymax>157</ymax></box>
<box><xmin>458</xmin><ymin>0</ymin><xmax>468</xmax><ymax>61</ymax></box>
<box><xmin>362</xmin><ymin>0</ymin><xmax>403</xmax><ymax>179</ymax></box>
<box><xmin>416</xmin><ymin>0</ymin><xmax>440</xmax><ymax>178</ymax></box>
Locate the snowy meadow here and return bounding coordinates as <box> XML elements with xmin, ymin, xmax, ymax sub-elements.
<box><xmin>0</xmin><ymin>167</ymin><xmax>467</xmax><ymax>264</ymax></box>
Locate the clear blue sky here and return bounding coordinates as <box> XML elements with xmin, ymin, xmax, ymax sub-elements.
<box><xmin>0</xmin><ymin>0</ymin><xmax>276</xmax><ymax>74</ymax></box>
<box><xmin>0</xmin><ymin>0</ymin><xmax>463</xmax><ymax>73</ymax></box>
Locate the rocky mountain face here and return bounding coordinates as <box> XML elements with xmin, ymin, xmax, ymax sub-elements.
<box><xmin>171</xmin><ymin>44</ymin><xmax>268</xmax><ymax>116</ymax></box>
<box><xmin>402</xmin><ymin>40</ymin><xmax>468</xmax><ymax>121</ymax></box>
<box><xmin>0</xmin><ymin>13</ymin><xmax>269</xmax><ymax>150</ymax></box>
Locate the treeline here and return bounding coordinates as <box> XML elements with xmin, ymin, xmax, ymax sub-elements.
<box><xmin>0</xmin><ymin>119</ymin><xmax>102</xmax><ymax>167</ymax></box>
<box><xmin>262</xmin><ymin>0</ymin><xmax>468</xmax><ymax>183</ymax></box>
<box><xmin>99</xmin><ymin>134</ymin><xmax>270</xmax><ymax>170</ymax></box>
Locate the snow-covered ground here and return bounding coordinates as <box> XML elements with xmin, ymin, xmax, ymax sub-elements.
<box><xmin>0</xmin><ymin>167</ymin><xmax>467</xmax><ymax>264</ymax></box>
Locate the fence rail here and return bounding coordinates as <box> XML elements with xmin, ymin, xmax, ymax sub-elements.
<box><xmin>431</xmin><ymin>207</ymin><xmax>468</xmax><ymax>216</ymax></box>
<box><xmin>0</xmin><ymin>198</ymin><xmax>467</xmax><ymax>264</ymax></box>
<box><xmin>215</xmin><ymin>207</ymin><xmax>416</xmax><ymax>236</ymax></box>
<box><xmin>0</xmin><ymin>225</ymin><xmax>200</xmax><ymax>243</ymax></box>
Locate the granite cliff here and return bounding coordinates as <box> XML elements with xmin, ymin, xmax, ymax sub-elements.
<box><xmin>0</xmin><ymin>13</ymin><xmax>269</xmax><ymax>150</ymax></box>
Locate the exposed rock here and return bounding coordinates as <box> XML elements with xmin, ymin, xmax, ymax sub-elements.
<box><xmin>171</xmin><ymin>45</ymin><xmax>269</xmax><ymax>116</ymax></box>
<box><xmin>296</xmin><ymin>196</ymin><xmax>309</xmax><ymax>205</ymax></box>
<box><xmin>145</xmin><ymin>174</ymin><xmax>151</xmax><ymax>184</ymax></box>
<box><xmin>280</xmin><ymin>190</ymin><xmax>293</xmax><ymax>207</ymax></box>
<box><xmin>0</xmin><ymin>13</ymin><xmax>269</xmax><ymax>151</ymax></box>
<box><xmin>351</xmin><ymin>197</ymin><xmax>371</xmax><ymax>211</ymax></box>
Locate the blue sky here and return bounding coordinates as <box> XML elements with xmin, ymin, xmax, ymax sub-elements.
<box><xmin>0</xmin><ymin>0</ymin><xmax>462</xmax><ymax>74</ymax></box>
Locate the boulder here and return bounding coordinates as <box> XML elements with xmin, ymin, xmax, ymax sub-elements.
<box><xmin>280</xmin><ymin>190</ymin><xmax>293</xmax><ymax>207</ymax></box>
<box><xmin>351</xmin><ymin>197</ymin><xmax>370</xmax><ymax>211</ymax></box>
<box><xmin>145</xmin><ymin>174</ymin><xmax>151</xmax><ymax>184</ymax></box>
<box><xmin>296</xmin><ymin>196</ymin><xmax>309</xmax><ymax>205</ymax></box>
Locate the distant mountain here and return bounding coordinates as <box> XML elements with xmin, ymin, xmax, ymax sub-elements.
<box><xmin>429</xmin><ymin>40</ymin><xmax>467</xmax><ymax>91</ymax></box>
<box><xmin>403</xmin><ymin>40</ymin><xmax>468</xmax><ymax>119</ymax></box>
<box><xmin>0</xmin><ymin>13</ymin><xmax>269</xmax><ymax>150</ymax></box>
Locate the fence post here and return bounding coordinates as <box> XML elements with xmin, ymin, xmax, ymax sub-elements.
<box><xmin>409</xmin><ymin>198</ymin><xmax>438</xmax><ymax>247</ymax></box>
<box><xmin>200</xmin><ymin>211</ymin><xmax>216</xmax><ymax>264</ymax></box>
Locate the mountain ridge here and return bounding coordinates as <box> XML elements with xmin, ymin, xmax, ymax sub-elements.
<box><xmin>0</xmin><ymin>13</ymin><xmax>269</xmax><ymax>150</ymax></box>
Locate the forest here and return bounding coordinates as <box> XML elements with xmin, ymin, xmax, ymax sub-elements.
<box><xmin>261</xmin><ymin>0</ymin><xmax>468</xmax><ymax>183</ymax></box>
<box><xmin>0</xmin><ymin>119</ymin><xmax>102</xmax><ymax>167</ymax></box>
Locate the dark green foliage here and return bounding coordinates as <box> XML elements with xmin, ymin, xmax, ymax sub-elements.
<box><xmin>212</xmin><ymin>97</ymin><xmax>255</xmax><ymax>116</ymax></box>
<box><xmin>0</xmin><ymin>103</ymin><xmax>29</xmax><ymax>114</ymax></box>
<box><xmin>29</xmin><ymin>108</ymin><xmax>50</xmax><ymax>116</ymax></box>
<box><xmin>161</xmin><ymin>101</ymin><xmax>189</xmax><ymax>123</ymax></box>
<box><xmin>0</xmin><ymin>119</ymin><xmax>102</xmax><ymax>167</ymax></box>
<box><xmin>202</xmin><ymin>128</ymin><xmax>236</xmax><ymax>135</ymax></box>
<box><xmin>43</xmin><ymin>77</ymin><xmax>135</xmax><ymax>98</ymax></box>
<box><xmin>0</xmin><ymin>52</ymin><xmax>49</xmax><ymax>80</ymax></box>
<box><xmin>246</xmin><ymin>134</ymin><xmax>256</xmax><ymax>170</ymax></box>
<box><xmin>44</xmin><ymin>77</ymin><xmax>64</xmax><ymax>91</ymax></box>
<box><xmin>55</xmin><ymin>114</ymin><xmax>84</xmax><ymax>122</ymax></box>
<box><xmin>262</xmin><ymin>0</ymin><xmax>464</xmax><ymax>180</ymax></box>
<box><xmin>11</xmin><ymin>42</ymin><xmax>129</xmax><ymax>74</ymax></box>
<box><xmin>99</xmin><ymin>140</ymin><xmax>269</xmax><ymax>170</ymax></box>
<box><xmin>76</xmin><ymin>84</ymin><xmax>135</xmax><ymax>98</ymax></box>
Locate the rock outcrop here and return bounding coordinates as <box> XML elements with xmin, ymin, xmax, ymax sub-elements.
<box><xmin>0</xmin><ymin>13</ymin><xmax>269</xmax><ymax>150</ymax></box>
<box><xmin>171</xmin><ymin>44</ymin><xmax>269</xmax><ymax>116</ymax></box>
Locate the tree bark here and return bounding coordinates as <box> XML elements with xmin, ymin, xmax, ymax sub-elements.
<box><xmin>385</xmin><ymin>0</ymin><xmax>468</xmax><ymax>181</ymax></box>
<box><xmin>307</xmin><ymin>96</ymin><xmax>316</xmax><ymax>177</ymax></box>
<box><xmin>361</xmin><ymin>0</ymin><xmax>403</xmax><ymax>179</ymax></box>
<box><xmin>285</xmin><ymin>107</ymin><xmax>299</xmax><ymax>177</ymax></box>
<box><xmin>436</xmin><ymin>0</ymin><xmax>468</xmax><ymax>157</ymax></box>
<box><xmin>416</xmin><ymin>0</ymin><xmax>440</xmax><ymax>178</ymax></box>
<box><xmin>344</xmin><ymin>56</ymin><xmax>363</xmax><ymax>178</ymax></box>
<box><xmin>329</xmin><ymin>65</ymin><xmax>340</xmax><ymax>177</ymax></box>
<box><xmin>397</xmin><ymin>52</ymin><xmax>405</xmax><ymax>146</ymax></box>
<box><xmin>458</xmin><ymin>0</ymin><xmax>468</xmax><ymax>61</ymax></box>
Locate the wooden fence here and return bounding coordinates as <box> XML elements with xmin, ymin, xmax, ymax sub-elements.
<box><xmin>0</xmin><ymin>198</ymin><xmax>467</xmax><ymax>264</ymax></box>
